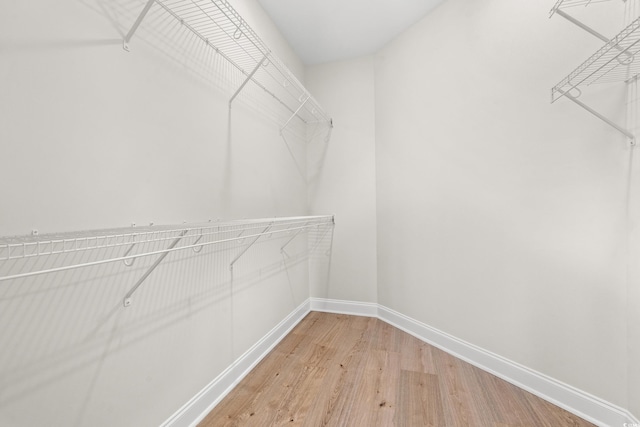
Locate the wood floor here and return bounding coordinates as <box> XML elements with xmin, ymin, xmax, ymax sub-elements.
<box><xmin>199</xmin><ymin>312</ymin><xmax>595</xmax><ymax>427</ymax></box>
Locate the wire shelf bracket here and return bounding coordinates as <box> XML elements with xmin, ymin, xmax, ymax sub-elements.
<box><xmin>229</xmin><ymin>54</ymin><xmax>268</xmax><ymax>107</ymax></box>
<box><xmin>123</xmin><ymin>229</ymin><xmax>188</xmax><ymax>307</ymax></box>
<box><xmin>280</xmin><ymin>222</ymin><xmax>308</xmax><ymax>258</ymax></box>
<box><xmin>229</xmin><ymin>223</ymin><xmax>272</xmax><ymax>271</ymax></box>
<box><xmin>550</xmin><ymin>0</ymin><xmax>637</xmax><ymax>145</ymax></box>
<box><xmin>556</xmin><ymin>88</ymin><xmax>636</xmax><ymax>141</ymax></box>
<box><xmin>123</xmin><ymin>0</ymin><xmax>156</xmax><ymax>52</ymax></box>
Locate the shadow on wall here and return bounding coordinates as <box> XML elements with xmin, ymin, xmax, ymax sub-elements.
<box><xmin>0</xmin><ymin>223</ymin><xmax>334</xmax><ymax>426</ymax></box>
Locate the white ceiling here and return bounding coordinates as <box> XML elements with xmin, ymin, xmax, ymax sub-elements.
<box><xmin>257</xmin><ymin>0</ymin><xmax>446</xmax><ymax>65</ymax></box>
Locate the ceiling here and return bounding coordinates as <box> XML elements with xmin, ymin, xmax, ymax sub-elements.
<box><xmin>256</xmin><ymin>0</ymin><xmax>446</xmax><ymax>65</ymax></box>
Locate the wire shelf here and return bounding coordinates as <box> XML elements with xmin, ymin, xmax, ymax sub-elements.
<box><xmin>125</xmin><ymin>0</ymin><xmax>331</xmax><ymax>130</ymax></box>
<box><xmin>552</xmin><ymin>16</ymin><xmax>640</xmax><ymax>102</ymax></box>
<box><xmin>0</xmin><ymin>215</ymin><xmax>335</xmax><ymax>283</ymax></box>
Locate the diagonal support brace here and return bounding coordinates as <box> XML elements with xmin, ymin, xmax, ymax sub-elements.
<box><xmin>558</xmin><ymin>88</ymin><xmax>635</xmax><ymax>145</ymax></box>
<box><xmin>123</xmin><ymin>229</ymin><xmax>188</xmax><ymax>307</ymax></box>
<box><xmin>123</xmin><ymin>0</ymin><xmax>156</xmax><ymax>51</ymax></box>
<box><xmin>229</xmin><ymin>224</ymin><xmax>272</xmax><ymax>270</ymax></box>
<box><xmin>280</xmin><ymin>223</ymin><xmax>308</xmax><ymax>257</ymax></box>
<box><xmin>280</xmin><ymin>94</ymin><xmax>310</xmax><ymax>134</ymax></box>
<box><xmin>554</xmin><ymin>9</ymin><xmax>634</xmax><ymax>63</ymax></box>
<box><xmin>229</xmin><ymin>54</ymin><xmax>268</xmax><ymax>107</ymax></box>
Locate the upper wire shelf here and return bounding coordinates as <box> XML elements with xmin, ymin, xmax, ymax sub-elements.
<box><xmin>124</xmin><ymin>0</ymin><xmax>331</xmax><ymax>132</ymax></box>
<box><xmin>552</xmin><ymin>16</ymin><xmax>640</xmax><ymax>102</ymax></box>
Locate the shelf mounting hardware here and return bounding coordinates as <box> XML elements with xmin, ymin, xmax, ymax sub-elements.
<box><xmin>280</xmin><ymin>94</ymin><xmax>311</xmax><ymax>135</ymax></box>
<box><xmin>122</xmin><ymin>240</ymin><xmax>137</xmax><ymax>267</ymax></box>
<box><xmin>280</xmin><ymin>222</ymin><xmax>308</xmax><ymax>258</ymax></box>
<box><xmin>229</xmin><ymin>223</ymin><xmax>272</xmax><ymax>271</ymax></box>
<box><xmin>123</xmin><ymin>229</ymin><xmax>188</xmax><ymax>307</ymax></box>
<box><xmin>552</xmin><ymin>8</ymin><xmax>635</xmax><ymax>63</ymax></box>
<box><xmin>229</xmin><ymin>54</ymin><xmax>269</xmax><ymax>108</ymax></box>
<box><xmin>556</xmin><ymin>88</ymin><xmax>636</xmax><ymax>144</ymax></box>
<box><xmin>123</xmin><ymin>0</ymin><xmax>156</xmax><ymax>51</ymax></box>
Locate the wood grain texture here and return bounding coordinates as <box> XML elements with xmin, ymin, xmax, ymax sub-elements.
<box><xmin>198</xmin><ymin>312</ymin><xmax>595</xmax><ymax>427</ymax></box>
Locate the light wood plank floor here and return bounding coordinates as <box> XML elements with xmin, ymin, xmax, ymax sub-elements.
<box><xmin>199</xmin><ymin>312</ymin><xmax>595</xmax><ymax>427</ymax></box>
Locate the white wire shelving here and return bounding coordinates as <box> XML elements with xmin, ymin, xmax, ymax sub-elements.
<box><xmin>123</xmin><ymin>0</ymin><xmax>332</xmax><ymax>135</ymax></box>
<box><xmin>0</xmin><ymin>215</ymin><xmax>335</xmax><ymax>306</ymax></box>
<box><xmin>550</xmin><ymin>0</ymin><xmax>637</xmax><ymax>143</ymax></box>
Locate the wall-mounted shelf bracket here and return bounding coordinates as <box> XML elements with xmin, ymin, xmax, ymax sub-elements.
<box><xmin>123</xmin><ymin>0</ymin><xmax>156</xmax><ymax>52</ymax></box>
<box><xmin>280</xmin><ymin>94</ymin><xmax>310</xmax><ymax>135</ymax></box>
<box><xmin>557</xmin><ymin>88</ymin><xmax>636</xmax><ymax>144</ymax></box>
<box><xmin>123</xmin><ymin>229</ymin><xmax>188</xmax><ymax>307</ymax></box>
<box><xmin>229</xmin><ymin>54</ymin><xmax>269</xmax><ymax>107</ymax></box>
<box><xmin>551</xmin><ymin>8</ymin><xmax>634</xmax><ymax>62</ymax></box>
<box><xmin>229</xmin><ymin>224</ymin><xmax>272</xmax><ymax>271</ymax></box>
<box><xmin>280</xmin><ymin>222</ymin><xmax>308</xmax><ymax>258</ymax></box>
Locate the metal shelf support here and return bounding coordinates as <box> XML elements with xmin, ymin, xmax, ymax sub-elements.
<box><xmin>280</xmin><ymin>95</ymin><xmax>310</xmax><ymax>135</ymax></box>
<box><xmin>123</xmin><ymin>0</ymin><xmax>156</xmax><ymax>51</ymax></box>
<box><xmin>553</xmin><ymin>9</ymin><xmax>635</xmax><ymax>62</ymax></box>
<box><xmin>123</xmin><ymin>229</ymin><xmax>188</xmax><ymax>307</ymax></box>
<box><xmin>557</xmin><ymin>88</ymin><xmax>635</xmax><ymax>144</ymax></box>
<box><xmin>229</xmin><ymin>54</ymin><xmax>269</xmax><ymax>107</ymax></box>
<box><xmin>229</xmin><ymin>223</ymin><xmax>273</xmax><ymax>271</ymax></box>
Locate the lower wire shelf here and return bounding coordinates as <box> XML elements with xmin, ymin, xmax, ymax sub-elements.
<box><xmin>0</xmin><ymin>215</ymin><xmax>335</xmax><ymax>306</ymax></box>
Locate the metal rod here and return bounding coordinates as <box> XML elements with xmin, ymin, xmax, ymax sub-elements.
<box><xmin>280</xmin><ymin>94</ymin><xmax>310</xmax><ymax>133</ymax></box>
<box><xmin>123</xmin><ymin>229</ymin><xmax>188</xmax><ymax>306</ymax></box>
<box><xmin>0</xmin><ymin>222</ymin><xmax>330</xmax><ymax>283</ymax></box>
<box><xmin>558</xmin><ymin>88</ymin><xmax>636</xmax><ymax>143</ymax></box>
<box><xmin>555</xmin><ymin>9</ymin><xmax>634</xmax><ymax>60</ymax></box>
<box><xmin>229</xmin><ymin>54</ymin><xmax>268</xmax><ymax>106</ymax></box>
<box><xmin>123</xmin><ymin>0</ymin><xmax>156</xmax><ymax>51</ymax></box>
<box><xmin>122</xmin><ymin>242</ymin><xmax>137</xmax><ymax>267</ymax></box>
<box><xmin>229</xmin><ymin>224</ymin><xmax>272</xmax><ymax>270</ymax></box>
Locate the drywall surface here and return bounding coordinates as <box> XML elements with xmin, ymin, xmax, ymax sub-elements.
<box><xmin>627</xmin><ymin>73</ymin><xmax>640</xmax><ymax>421</ymax></box>
<box><xmin>0</xmin><ymin>0</ymin><xmax>318</xmax><ymax>426</ymax></box>
<box><xmin>0</xmin><ymin>0</ymin><xmax>308</xmax><ymax>236</ymax></box>
<box><xmin>306</xmin><ymin>57</ymin><xmax>378</xmax><ymax>303</ymax></box>
<box><xmin>375</xmin><ymin>0</ymin><xmax>630</xmax><ymax>408</ymax></box>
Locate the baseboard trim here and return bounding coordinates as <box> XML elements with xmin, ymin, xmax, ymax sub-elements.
<box><xmin>160</xmin><ymin>299</ymin><xmax>312</xmax><ymax>427</ymax></box>
<box><xmin>309</xmin><ymin>297</ymin><xmax>378</xmax><ymax>317</ymax></box>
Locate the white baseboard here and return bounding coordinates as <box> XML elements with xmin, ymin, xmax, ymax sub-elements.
<box><xmin>309</xmin><ymin>297</ymin><xmax>378</xmax><ymax>317</ymax></box>
<box><xmin>161</xmin><ymin>297</ymin><xmax>639</xmax><ymax>427</ymax></box>
<box><xmin>377</xmin><ymin>304</ymin><xmax>640</xmax><ymax>427</ymax></box>
<box><xmin>160</xmin><ymin>299</ymin><xmax>312</xmax><ymax>427</ymax></box>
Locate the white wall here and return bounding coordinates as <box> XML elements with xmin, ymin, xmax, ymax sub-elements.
<box><xmin>375</xmin><ymin>0</ymin><xmax>631</xmax><ymax>410</ymax></box>
<box><xmin>306</xmin><ymin>56</ymin><xmax>378</xmax><ymax>303</ymax></box>
<box><xmin>0</xmin><ymin>0</ymin><xmax>319</xmax><ymax>425</ymax></box>
<box><xmin>627</xmin><ymin>66</ymin><xmax>640</xmax><ymax>420</ymax></box>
